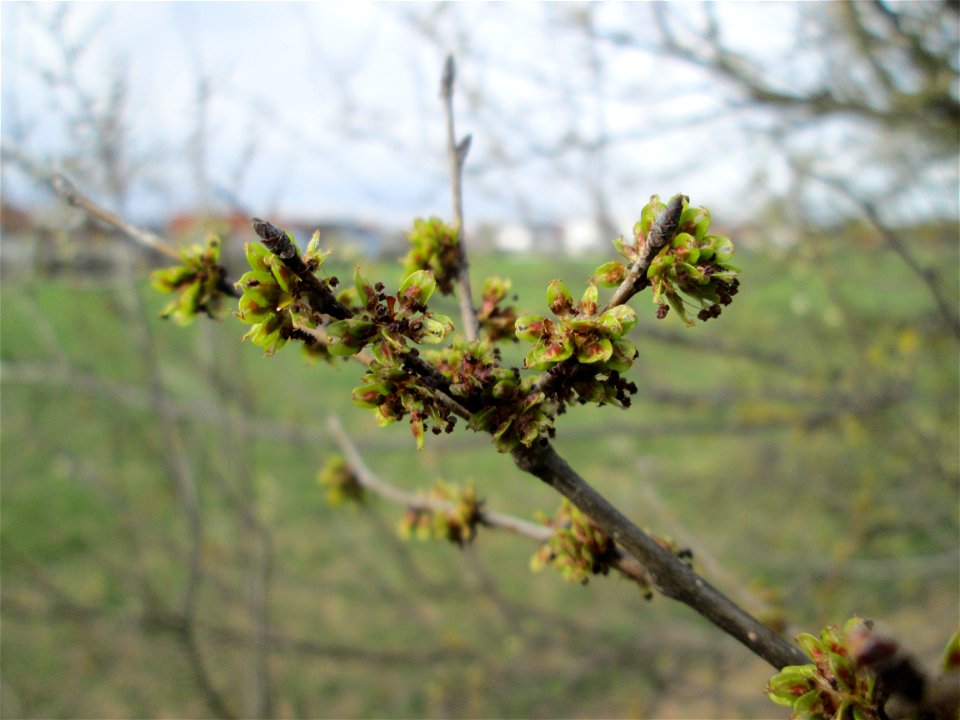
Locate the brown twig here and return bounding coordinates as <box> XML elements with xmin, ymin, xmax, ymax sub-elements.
<box><xmin>797</xmin><ymin>170</ymin><xmax>960</xmax><ymax>339</ymax></box>
<box><xmin>440</xmin><ymin>55</ymin><xmax>480</xmax><ymax>341</ymax></box>
<box><xmin>326</xmin><ymin>415</ymin><xmax>655</xmax><ymax>588</ymax></box>
<box><xmin>49</xmin><ymin>173</ymin><xmax>181</xmax><ymax>261</ymax></box>
<box><xmin>510</xmin><ymin>440</ymin><xmax>809</xmax><ymax>670</ymax></box>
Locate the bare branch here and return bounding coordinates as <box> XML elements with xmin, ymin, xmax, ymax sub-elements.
<box><xmin>440</xmin><ymin>55</ymin><xmax>480</xmax><ymax>341</ymax></box>
<box><xmin>798</xmin><ymin>170</ymin><xmax>960</xmax><ymax>338</ymax></box>
<box><xmin>49</xmin><ymin>173</ymin><xmax>180</xmax><ymax>261</ymax></box>
<box><xmin>326</xmin><ymin>415</ymin><xmax>656</xmax><ymax>588</ymax></box>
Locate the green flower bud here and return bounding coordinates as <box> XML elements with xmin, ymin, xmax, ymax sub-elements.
<box><xmin>592</xmin><ymin>260</ymin><xmax>627</xmax><ymax>287</ymax></box>
<box><xmin>399</xmin><ymin>269</ymin><xmax>437</xmax><ymax>306</ymax></box>
<box><xmin>546</xmin><ymin>279</ymin><xmax>574</xmax><ymax>317</ymax></box>
<box><xmin>515</xmin><ymin>315</ymin><xmax>549</xmax><ymax>342</ymax></box>
<box><xmin>576</xmin><ymin>337</ymin><xmax>613</xmax><ymax>364</ymax></box>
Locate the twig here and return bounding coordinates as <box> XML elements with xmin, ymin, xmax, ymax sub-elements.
<box><xmin>532</xmin><ymin>194</ymin><xmax>685</xmax><ymax>398</ymax></box>
<box><xmin>49</xmin><ymin>174</ymin><xmax>180</xmax><ymax>261</ymax></box>
<box><xmin>510</xmin><ymin>440</ymin><xmax>809</xmax><ymax>670</ymax></box>
<box><xmin>328</xmin><ymin>415</ymin><xmax>545</xmax><ymax>539</ymax></box>
<box><xmin>252</xmin><ymin>217</ymin><xmax>352</xmax><ymax>319</ymax></box>
<box><xmin>327</xmin><ymin>415</ymin><xmax>656</xmax><ymax>589</ymax></box>
<box><xmin>800</xmin><ymin>170</ymin><xmax>960</xmax><ymax>339</ymax></box>
<box><xmin>605</xmin><ymin>193</ymin><xmax>685</xmax><ymax>310</ymax></box>
<box><xmin>440</xmin><ymin>55</ymin><xmax>480</xmax><ymax>341</ymax></box>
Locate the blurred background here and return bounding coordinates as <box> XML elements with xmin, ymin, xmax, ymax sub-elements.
<box><xmin>1</xmin><ymin>2</ymin><xmax>957</xmax><ymax>717</ymax></box>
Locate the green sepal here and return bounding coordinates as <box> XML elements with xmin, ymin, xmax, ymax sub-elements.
<box><xmin>546</xmin><ymin>280</ymin><xmax>574</xmax><ymax>317</ymax></box>
<box><xmin>352</xmin><ymin>382</ymin><xmax>391</xmax><ymax>408</ymax></box>
<box><xmin>598</xmin><ymin>304</ymin><xmax>637</xmax><ymax>337</ymax></box>
<box><xmin>270</xmin><ymin>259</ymin><xmax>296</xmax><ymax>294</ymax></box>
<box><xmin>792</xmin><ymin>688</ymin><xmax>823</xmax><ymax>716</ymax></box>
<box><xmin>237</xmin><ymin>269</ymin><xmax>276</xmax><ymax>290</ymax></box>
<box><xmin>374</xmin><ymin>406</ymin><xmax>399</xmax><ymax>427</ymax></box>
<box><xmin>579</xmin><ymin>284</ymin><xmax>598</xmax><ymax>314</ymax></box>
<box><xmin>591</xmin><ymin>260</ymin><xmax>627</xmax><ymax>287</ymax></box>
<box><xmin>354</xmin><ymin>266</ymin><xmax>375</xmax><ymax>306</ymax></box>
<box><xmin>492</xmin><ymin>417</ymin><xmax>513</xmax><ymax>444</ymax></box>
<box><xmin>941</xmin><ymin>631</ymin><xmax>960</xmax><ymax>671</ymax></box>
<box><xmin>607</xmin><ymin>338</ymin><xmax>637</xmax><ymax>372</ymax></box>
<box><xmin>515</xmin><ymin>315</ymin><xmax>549</xmax><ymax>342</ymax></box>
<box><xmin>796</xmin><ymin>632</ymin><xmax>827</xmax><ymax>660</ymax></box>
<box><xmin>418</xmin><ymin>314</ymin><xmax>455</xmax><ymax>344</ymax></box>
<box><xmin>399</xmin><ymin>269</ymin><xmax>437</xmax><ymax>306</ymax></box>
<box><xmin>576</xmin><ymin>336</ymin><xmax>613</xmax><ymax>364</ymax></box>
<box><xmin>766</xmin><ymin>665</ymin><xmax>816</xmax><ymax>704</ymax></box>
<box><xmin>305</xmin><ymin>230</ymin><xmax>322</xmax><ymax>258</ymax></box>
<box><xmin>710</xmin><ymin>235</ymin><xmax>735</xmax><ymax>262</ymax></box>
<box><xmin>245</xmin><ymin>242</ymin><xmax>272</xmax><ymax>272</ymax></box>
<box><xmin>525</xmin><ymin>336</ymin><xmax>573</xmax><ymax>369</ymax></box>
<box><xmin>635</xmin><ymin>194</ymin><xmax>664</xmax><ymax>240</ymax></box>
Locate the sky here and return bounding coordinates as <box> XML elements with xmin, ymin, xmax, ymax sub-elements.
<box><xmin>1</xmin><ymin>2</ymin><xmax>954</xmax><ymax>236</ymax></box>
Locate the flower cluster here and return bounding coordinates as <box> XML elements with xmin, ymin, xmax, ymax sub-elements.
<box><xmin>345</xmin><ymin>269</ymin><xmax>460</xmax><ymax>449</ymax></box>
<box><xmin>398</xmin><ymin>481</ymin><xmax>484</xmax><ymax>546</ymax></box>
<box><xmin>597</xmin><ymin>195</ymin><xmax>740</xmax><ymax>326</ymax></box>
<box><xmin>234</xmin><ymin>240</ymin><xmax>330</xmax><ymax>356</ymax></box>
<box><xmin>530</xmin><ymin>499</ymin><xmax>619</xmax><ymax>585</ymax></box>
<box><xmin>516</xmin><ymin>280</ymin><xmax>638</xmax><ymax>370</ymax></box>
<box><xmin>515</xmin><ymin>280</ymin><xmax>640</xmax><ymax>410</ymax></box>
<box><xmin>476</xmin><ymin>276</ymin><xmax>519</xmax><ymax>342</ymax></box>
<box><xmin>328</xmin><ymin>268</ymin><xmax>455</xmax><ymax>356</ymax></box>
<box><xmin>400</xmin><ymin>217</ymin><xmax>461</xmax><ymax>295</ymax></box>
<box><xmin>767</xmin><ymin>617</ymin><xmax>884</xmax><ymax>719</ymax></box>
<box><xmin>150</xmin><ymin>236</ymin><xmax>229</xmax><ymax>325</ymax></box>
<box><xmin>425</xmin><ymin>338</ymin><xmax>556</xmax><ymax>452</ymax></box>
<box><xmin>317</xmin><ymin>456</ymin><xmax>366</xmax><ymax>507</ymax></box>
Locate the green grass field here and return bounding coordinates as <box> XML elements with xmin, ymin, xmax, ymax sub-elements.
<box><xmin>2</xmin><ymin>236</ymin><xmax>957</xmax><ymax>718</ymax></box>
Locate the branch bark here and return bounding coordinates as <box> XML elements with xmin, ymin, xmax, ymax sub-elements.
<box><xmin>510</xmin><ymin>440</ymin><xmax>809</xmax><ymax>670</ymax></box>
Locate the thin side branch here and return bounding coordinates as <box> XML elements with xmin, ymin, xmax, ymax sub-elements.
<box><xmin>50</xmin><ymin>174</ymin><xmax>181</xmax><ymax>261</ymax></box>
<box><xmin>440</xmin><ymin>55</ymin><xmax>480</xmax><ymax>341</ymax></box>
<box><xmin>327</xmin><ymin>415</ymin><xmax>655</xmax><ymax>588</ymax></box>
<box><xmin>797</xmin><ymin>172</ymin><xmax>960</xmax><ymax>339</ymax></box>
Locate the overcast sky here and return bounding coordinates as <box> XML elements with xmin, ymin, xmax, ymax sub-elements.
<box><xmin>3</xmin><ymin>1</ymin><xmax>950</xmax><ymax>235</ymax></box>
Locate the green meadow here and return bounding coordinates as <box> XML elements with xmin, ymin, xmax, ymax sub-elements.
<box><xmin>2</xmin><ymin>235</ymin><xmax>957</xmax><ymax>718</ymax></box>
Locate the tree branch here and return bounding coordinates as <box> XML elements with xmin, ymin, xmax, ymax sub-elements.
<box><xmin>510</xmin><ymin>440</ymin><xmax>809</xmax><ymax>670</ymax></box>
<box><xmin>49</xmin><ymin>173</ymin><xmax>180</xmax><ymax>261</ymax></box>
<box><xmin>798</xmin><ymin>170</ymin><xmax>960</xmax><ymax>339</ymax></box>
<box><xmin>440</xmin><ymin>55</ymin><xmax>480</xmax><ymax>341</ymax></box>
<box><xmin>327</xmin><ymin>415</ymin><xmax>656</xmax><ymax>588</ymax></box>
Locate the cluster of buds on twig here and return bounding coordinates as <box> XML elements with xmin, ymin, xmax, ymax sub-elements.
<box><xmin>401</xmin><ymin>216</ymin><xmax>461</xmax><ymax>295</ymax></box>
<box><xmin>150</xmin><ymin>236</ymin><xmax>230</xmax><ymax>325</ymax></box>
<box><xmin>476</xmin><ymin>276</ymin><xmax>519</xmax><ymax>342</ymax></box>
<box><xmin>530</xmin><ymin>499</ymin><xmax>619</xmax><ymax>585</ymax></box>
<box><xmin>595</xmin><ymin>195</ymin><xmax>740</xmax><ymax>326</ymax></box>
<box><xmin>317</xmin><ymin>455</ymin><xmax>366</xmax><ymax>507</ymax></box>
<box><xmin>398</xmin><ymin>481</ymin><xmax>484</xmax><ymax>546</ymax></box>
<box><xmin>765</xmin><ymin>618</ymin><xmax>960</xmax><ymax>720</ymax></box>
